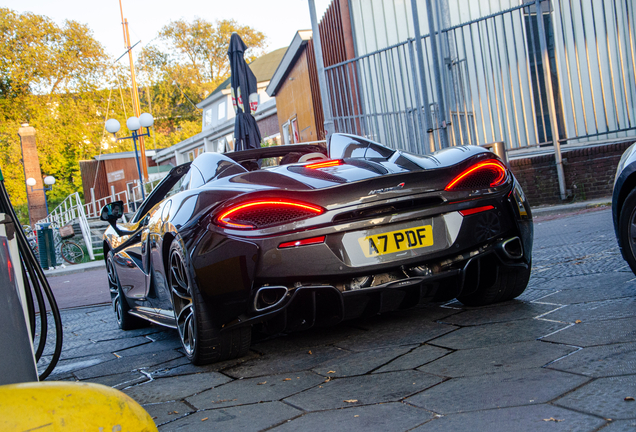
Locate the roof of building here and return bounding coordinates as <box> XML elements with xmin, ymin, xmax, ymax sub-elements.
<box><xmin>266</xmin><ymin>30</ymin><xmax>312</xmax><ymax>97</ymax></box>
<box><xmin>94</xmin><ymin>150</ymin><xmax>156</xmax><ymax>161</ymax></box>
<box><xmin>199</xmin><ymin>47</ymin><xmax>288</xmax><ymax>104</ymax></box>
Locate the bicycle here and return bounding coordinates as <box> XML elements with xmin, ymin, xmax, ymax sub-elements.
<box><xmin>27</xmin><ymin>223</ymin><xmax>85</xmax><ymax>265</ymax></box>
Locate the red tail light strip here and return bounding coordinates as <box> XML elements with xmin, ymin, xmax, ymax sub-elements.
<box><xmin>216</xmin><ymin>200</ymin><xmax>325</xmax><ymax>230</ymax></box>
<box><xmin>445</xmin><ymin>160</ymin><xmax>507</xmax><ymax>191</ymax></box>
<box><xmin>279</xmin><ymin>235</ymin><xmax>326</xmax><ymax>249</ymax></box>
<box><xmin>459</xmin><ymin>205</ymin><xmax>495</xmax><ymax>216</ymax></box>
<box><xmin>305</xmin><ymin>159</ymin><xmax>343</xmax><ymax>169</ymax></box>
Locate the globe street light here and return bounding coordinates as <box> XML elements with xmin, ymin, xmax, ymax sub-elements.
<box><xmin>26</xmin><ymin>175</ymin><xmax>56</xmax><ymax>215</ymax></box>
<box><xmin>105</xmin><ymin>113</ymin><xmax>154</xmax><ymax>200</ymax></box>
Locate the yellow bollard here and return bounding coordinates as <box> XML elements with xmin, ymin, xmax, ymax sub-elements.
<box><xmin>0</xmin><ymin>381</ymin><xmax>158</xmax><ymax>431</ymax></box>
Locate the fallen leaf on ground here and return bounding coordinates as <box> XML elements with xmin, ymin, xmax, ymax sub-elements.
<box><xmin>575</xmin><ymin>320</ymin><xmax>582</xmax><ymax>324</ymax></box>
<box><xmin>543</xmin><ymin>418</ymin><xmax>563</xmax><ymax>422</ymax></box>
<box><xmin>328</xmin><ymin>371</ymin><xmax>336</xmax><ymax>374</ymax></box>
<box><xmin>257</xmin><ymin>382</ymin><xmax>267</xmax><ymax>385</ymax></box>
<box><xmin>354</xmin><ymin>415</ymin><xmax>359</xmax><ymax>417</ymax></box>
<box><xmin>344</xmin><ymin>399</ymin><xmax>358</xmax><ymax>403</ymax></box>
<box><xmin>308</xmin><ymin>350</ymin><xmax>312</xmax><ymax>355</ymax></box>
<box><xmin>625</xmin><ymin>397</ymin><xmax>635</xmax><ymax>401</ymax></box>
<box><xmin>283</xmin><ymin>378</ymin><xmax>292</xmax><ymax>381</ymax></box>
<box><xmin>201</xmin><ymin>417</ymin><xmax>209</xmax><ymax>421</ymax></box>
<box><xmin>325</xmin><ymin>377</ymin><xmax>332</xmax><ymax>382</ymax></box>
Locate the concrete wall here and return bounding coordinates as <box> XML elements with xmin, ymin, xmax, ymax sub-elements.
<box><xmin>510</xmin><ymin>141</ymin><xmax>635</xmax><ymax>206</ymax></box>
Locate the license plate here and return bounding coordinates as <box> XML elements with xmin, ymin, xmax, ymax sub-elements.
<box><xmin>357</xmin><ymin>225</ymin><xmax>433</xmax><ymax>258</ymax></box>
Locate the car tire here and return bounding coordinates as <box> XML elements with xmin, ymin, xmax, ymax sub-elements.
<box><xmin>619</xmin><ymin>188</ymin><xmax>636</xmax><ymax>274</ymax></box>
<box><xmin>107</xmin><ymin>252</ymin><xmax>147</xmax><ymax>330</ymax></box>
<box><xmin>457</xmin><ymin>261</ymin><xmax>531</xmax><ymax>307</ymax></box>
<box><xmin>168</xmin><ymin>239</ymin><xmax>251</xmax><ymax>365</ymax></box>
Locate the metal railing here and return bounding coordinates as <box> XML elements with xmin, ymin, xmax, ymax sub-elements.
<box><xmin>326</xmin><ymin>0</ymin><xmax>636</xmax><ymax>154</ymax></box>
<box><xmin>38</xmin><ymin>192</ymin><xmax>94</xmax><ymax>260</ymax></box>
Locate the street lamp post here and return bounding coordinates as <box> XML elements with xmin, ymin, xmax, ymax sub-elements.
<box><xmin>105</xmin><ymin>113</ymin><xmax>154</xmax><ymax>201</ymax></box>
<box><xmin>26</xmin><ymin>175</ymin><xmax>55</xmax><ymax>215</ymax></box>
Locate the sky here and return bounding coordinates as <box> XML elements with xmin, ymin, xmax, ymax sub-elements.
<box><xmin>2</xmin><ymin>0</ymin><xmax>332</xmax><ymax>59</ymax></box>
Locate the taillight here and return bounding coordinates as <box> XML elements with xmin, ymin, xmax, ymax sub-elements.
<box><xmin>305</xmin><ymin>159</ymin><xmax>343</xmax><ymax>169</ymax></box>
<box><xmin>459</xmin><ymin>205</ymin><xmax>495</xmax><ymax>216</ymax></box>
<box><xmin>279</xmin><ymin>235</ymin><xmax>326</xmax><ymax>249</ymax></box>
<box><xmin>216</xmin><ymin>199</ymin><xmax>325</xmax><ymax>230</ymax></box>
<box><xmin>445</xmin><ymin>160</ymin><xmax>507</xmax><ymax>191</ymax></box>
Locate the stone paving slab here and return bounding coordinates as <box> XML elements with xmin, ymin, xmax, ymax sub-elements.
<box><xmin>149</xmin><ymin>352</ymin><xmax>260</xmax><ymax>379</ymax></box>
<box><xmin>88</xmin><ymin>370</ymin><xmax>148</xmax><ymax>389</ymax></box>
<box><xmin>59</xmin><ymin>336</ymin><xmax>151</xmax><ymax>360</ymax></box>
<box><xmin>270</xmin><ymin>402</ymin><xmax>433</xmax><ymax>432</ymax></box>
<box><xmin>82</xmin><ymin>325</ymin><xmax>165</xmax><ymax>342</ymax></box>
<box><xmin>528</xmin><ymin>272</ymin><xmax>634</xmax><ymax>292</ymax></box>
<box><xmin>333</xmin><ymin>316</ymin><xmax>457</xmax><ymax>352</ymax></box>
<box><xmin>539</xmin><ymin>283</ymin><xmax>636</xmax><ymax>305</ymax></box>
<box><xmin>429</xmin><ymin>319</ymin><xmax>566</xmax><ymax>350</ymax></box>
<box><xmin>186</xmin><ymin>371</ymin><xmax>324</xmax><ymax>410</ymax></box>
<box><xmin>113</xmin><ymin>335</ymin><xmax>182</xmax><ymax>357</ymax></box>
<box><xmin>283</xmin><ymin>370</ymin><xmax>443</xmax><ymax>411</ymax></box>
<box><xmin>547</xmin><ymin>342</ymin><xmax>636</xmax><ymax>377</ymax></box>
<box><xmin>410</xmin><ymin>404</ymin><xmax>607</xmax><ymax>432</ymax></box>
<box><xmin>554</xmin><ymin>375</ymin><xmax>636</xmax><ymax>420</ymax></box>
<box><xmin>74</xmin><ymin>349</ymin><xmax>184</xmax><ymax>380</ymax></box>
<box><xmin>405</xmin><ymin>369</ymin><xmax>590</xmax><ymax>414</ymax></box>
<box><xmin>44</xmin><ymin>353</ymin><xmax>115</xmax><ymax>380</ymax></box>
<box><xmin>143</xmin><ymin>401</ymin><xmax>194</xmax><ymax>427</ymax></box>
<box><xmin>158</xmin><ymin>401</ymin><xmax>301</xmax><ymax>431</ymax></box>
<box><xmin>418</xmin><ymin>341</ymin><xmax>577</xmax><ymax>377</ymax></box>
<box><xmin>599</xmin><ymin>420</ymin><xmax>636</xmax><ymax>431</ymax></box>
<box><xmin>441</xmin><ymin>302</ymin><xmax>558</xmax><ymax>326</ymax></box>
<box><xmin>311</xmin><ymin>345</ymin><xmax>416</xmax><ymax>377</ymax></box>
<box><xmin>373</xmin><ymin>345</ymin><xmax>450</xmax><ymax>373</ymax></box>
<box><xmin>542</xmin><ymin>317</ymin><xmax>636</xmax><ymax>347</ymax></box>
<box><xmin>224</xmin><ymin>345</ymin><xmax>349</xmax><ymax>379</ymax></box>
<box><xmin>123</xmin><ymin>371</ymin><xmax>232</xmax><ymax>404</ymax></box>
<box><xmin>543</xmin><ymin>298</ymin><xmax>636</xmax><ymax>323</ymax></box>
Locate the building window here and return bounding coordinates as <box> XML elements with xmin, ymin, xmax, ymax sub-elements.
<box><xmin>187</xmin><ymin>150</ymin><xmax>195</xmax><ymax>161</ymax></box>
<box><xmin>204</xmin><ymin>109</ymin><xmax>212</xmax><ymax>127</ymax></box>
<box><xmin>197</xmin><ymin>146</ymin><xmax>204</xmax><ymax>156</ymax></box>
<box><xmin>218</xmin><ymin>101</ymin><xmax>226</xmax><ymax>120</ymax></box>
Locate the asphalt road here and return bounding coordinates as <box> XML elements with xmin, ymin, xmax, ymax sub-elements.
<box><xmin>47</xmin><ymin>269</ymin><xmax>109</xmax><ymax>310</ymax></box>
<box><xmin>40</xmin><ymin>207</ymin><xmax>636</xmax><ymax>431</ymax></box>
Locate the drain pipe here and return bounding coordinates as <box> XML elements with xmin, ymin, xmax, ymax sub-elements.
<box><xmin>308</xmin><ymin>0</ymin><xmax>335</xmax><ymax>140</ymax></box>
<box><xmin>534</xmin><ymin>0</ymin><xmax>568</xmax><ymax>200</ymax></box>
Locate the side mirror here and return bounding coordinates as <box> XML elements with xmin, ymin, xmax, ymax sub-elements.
<box><xmin>100</xmin><ymin>201</ymin><xmax>134</xmax><ymax>236</ymax></box>
<box><xmin>100</xmin><ymin>201</ymin><xmax>124</xmax><ymax>222</ymax></box>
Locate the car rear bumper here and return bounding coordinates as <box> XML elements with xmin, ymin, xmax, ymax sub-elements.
<box><xmin>220</xmin><ymin>238</ymin><xmax>529</xmax><ymax>333</ymax></box>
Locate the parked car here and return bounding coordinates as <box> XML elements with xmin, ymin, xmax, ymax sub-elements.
<box><xmin>612</xmin><ymin>142</ymin><xmax>636</xmax><ymax>274</ymax></box>
<box><xmin>101</xmin><ymin>133</ymin><xmax>533</xmax><ymax>365</ymax></box>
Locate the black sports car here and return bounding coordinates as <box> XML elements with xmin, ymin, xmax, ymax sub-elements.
<box><xmin>101</xmin><ymin>133</ymin><xmax>533</xmax><ymax>364</ymax></box>
<box><xmin>612</xmin><ymin>141</ymin><xmax>636</xmax><ymax>274</ymax></box>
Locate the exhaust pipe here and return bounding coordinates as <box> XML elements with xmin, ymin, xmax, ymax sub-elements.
<box><xmin>498</xmin><ymin>237</ymin><xmax>523</xmax><ymax>259</ymax></box>
<box><xmin>253</xmin><ymin>286</ymin><xmax>288</xmax><ymax>312</ymax></box>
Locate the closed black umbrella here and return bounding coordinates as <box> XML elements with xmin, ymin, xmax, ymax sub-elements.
<box><xmin>228</xmin><ymin>32</ymin><xmax>261</xmax><ymax>151</ymax></box>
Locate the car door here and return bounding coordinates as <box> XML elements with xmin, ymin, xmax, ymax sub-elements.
<box><xmin>112</xmin><ymin>163</ymin><xmax>192</xmax><ymax>310</ymax></box>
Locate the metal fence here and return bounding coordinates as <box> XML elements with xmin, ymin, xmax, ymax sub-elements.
<box><xmin>325</xmin><ymin>0</ymin><xmax>636</xmax><ymax>155</ymax></box>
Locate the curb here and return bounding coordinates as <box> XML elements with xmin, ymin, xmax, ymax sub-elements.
<box><xmin>44</xmin><ymin>260</ymin><xmax>105</xmax><ymax>277</ymax></box>
<box><xmin>531</xmin><ymin>197</ymin><xmax>611</xmax><ymax>217</ymax></box>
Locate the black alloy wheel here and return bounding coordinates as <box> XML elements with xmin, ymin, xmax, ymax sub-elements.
<box><xmin>169</xmin><ymin>241</ymin><xmax>196</xmax><ymax>357</ymax></box>
<box><xmin>107</xmin><ymin>252</ymin><xmax>146</xmax><ymax>330</ymax></box>
<box><xmin>168</xmin><ymin>239</ymin><xmax>251</xmax><ymax>365</ymax></box>
<box><xmin>619</xmin><ymin>188</ymin><xmax>636</xmax><ymax>274</ymax></box>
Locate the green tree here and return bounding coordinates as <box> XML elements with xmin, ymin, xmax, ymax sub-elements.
<box><xmin>138</xmin><ymin>18</ymin><xmax>267</xmax><ymax>148</ymax></box>
<box><xmin>0</xmin><ymin>8</ymin><xmax>110</xmax><ymax>211</ymax></box>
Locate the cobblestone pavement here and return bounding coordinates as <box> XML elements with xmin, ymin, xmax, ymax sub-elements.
<box><xmin>43</xmin><ymin>208</ymin><xmax>636</xmax><ymax>431</ymax></box>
